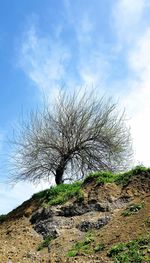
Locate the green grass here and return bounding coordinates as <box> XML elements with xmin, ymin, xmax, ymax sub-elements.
<box><xmin>122</xmin><ymin>203</ymin><xmax>144</xmax><ymax>217</ymax></box>
<box><xmin>115</xmin><ymin>166</ymin><xmax>150</xmax><ymax>186</ymax></box>
<box><xmin>33</xmin><ymin>182</ymin><xmax>83</xmax><ymax>206</ymax></box>
<box><xmin>94</xmin><ymin>243</ymin><xmax>105</xmax><ymax>252</ymax></box>
<box><xmin>37</xmin><ymin>236</ymin><xmax>55</xmax><ymax>251</ymax></box>
<box><xmin>32</xmin><ymin>166</ymin><xmax>150</xmax><ymax>207</ymax></box>
<box><xmin>67</xmin><ymin>232</ymin><xmax>95</xmax><ymax>257</ymax></box>
<box><xmin>83</xmin><ymin>166</ymin><xmax>150</xmax><ymax>186</ymax></box>
<box><xmin>83</xmin><ymin>170</ymin><xmax>118</xmax><ymax>184</ymax></box>
<box><xmin>107</xmin><ymin>235</ymin><xmax>150</xmax><ymax>263</ymax></box>
<box><xmin>67</xmin><ymin>231</ymin><xmax>105</xmax><ymax>257</ymax></box>
<box><xmin>0</xmin><ymin>214</ymin><xmax>7</xmax><ymax>223</ymax></box>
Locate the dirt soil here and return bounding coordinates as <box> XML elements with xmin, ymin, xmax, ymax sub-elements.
<box><xmin>0</xmin><ymin>173</ymin><xmax>150</xmax><ymax>263</ymax></box>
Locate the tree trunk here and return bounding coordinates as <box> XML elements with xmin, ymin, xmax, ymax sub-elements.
<box><xmin>55</xmin><ymin>167</ymin><xmax>64</xmax><ymax>185</ymax></box>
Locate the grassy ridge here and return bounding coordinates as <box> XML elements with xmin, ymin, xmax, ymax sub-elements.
<box><xmin>84</xmin><ymin>166</ymin><xmax>150</xmax><ymax>186</ymax></box>
<box><xmin>32</xmin><ymin>166</ymin><xmax>150</xmax><ymax>207</ymax></box>
<box><xmin>1</xmin><ymin>166</ymin><xmax>149</xmax><ymax>223</ymax></box>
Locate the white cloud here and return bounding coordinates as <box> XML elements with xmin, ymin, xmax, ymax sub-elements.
<box><xmin>19</xmin><ymin>26</ymin><xmax>71</xmax><ymax>97</ymax></box>
<box><xmin>17</xmin><ymin>2</ymin><xmax>150</xmax><ymax>169</ymax></box>
<box><xmin>111</xmin><ymin>0</ymin><xmax>150</xmax><ymax>167</ymax></box>
<box><xmin>78</xmin><ymin>51</ymin><xmax>109</xmax><ymax>90</ymax></box>
<box><xmin>112</xmin><ymin>0</ymin><xmax>148</xmax><ymax>44</ymax></box>
<box><xmin>64</xmin><ymin>0</ymin><xmax>94</xmax><ymax>43</ymax></box>
<box><xmin>128</xmin><ymin>28</ymin><xmax>150</xmax><ymax>79</ymax></box>
<box><xmin>120</xmin><ymin>28</ymin><xmax>150</xmax><ymax>166</ymax></box>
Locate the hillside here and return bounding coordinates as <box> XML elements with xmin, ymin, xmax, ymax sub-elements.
<box><xmin>0</xmin><ymin>167</ymin><xmax>150</xmax><ymax>263</ymax></box>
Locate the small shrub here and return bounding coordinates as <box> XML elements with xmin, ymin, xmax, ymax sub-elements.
<box><xmin>122</xmin><ymin>203</ymin><xmax>144</xmax><ymax>217</ymax></box>
<box><xmin>108</xmin><ymin>235</ymin><xmax>150</xmax><ymax>263</ymax></box>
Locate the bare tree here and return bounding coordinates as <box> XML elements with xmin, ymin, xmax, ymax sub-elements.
<box><xmin>10</xmin><ymin>91</ymin><xmax>132</xmax><ymax>185</ymax></box>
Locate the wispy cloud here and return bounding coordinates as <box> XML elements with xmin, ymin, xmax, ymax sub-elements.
<box><xmin>112</xmin><ymin>0</ymin><xmax>149</xmax><ymax>45</ymax></box>
<box><xmin>112</xmin><ymin>0</ymin><xmax>150</xmax><ymax>165</ymax></box>
<box><xmin>17</xmin><ymin>1</ymin><xmax>150</xmax><ymax>167</ymax></box>
<box><xmin>122</xmin><ymin>29</ymin><xmax>150</xmax><ymax>165</ymax></box>
<box><xmin>19</xmin><ymin>25</ymin><xmax>71</xmax><ymax>97</ymax></box>
<box><xmin>18</xmin><ymin>2</ymin><xmax>113</xmax><ymax>95</ymax></box>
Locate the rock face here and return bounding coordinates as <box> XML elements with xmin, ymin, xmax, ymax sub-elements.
<box><xmin>30</xmin><ymin>203</ymin><xmax>111</xmax><ymax>238</ymax></box>
<box><xmin>76</xmin><ymin>216</ymin><xmax>111</xmax><ymax>232</ymax></box>
<box><xmin>30</xmin><ymin>186</ymin><xmax>128</xmax><ymax>239</ymax></box>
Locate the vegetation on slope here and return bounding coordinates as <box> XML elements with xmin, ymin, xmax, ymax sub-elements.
<box><xmin>67</xmin><ymin>231</ymin><xmax>105</xmax><ymax>257</ymax></box>
<box><xmin>108</xmin><ymin>235</ymin><xmax>150</xmax><ymax>263</ymax></box>
<box><xmin>33</xmin><ymin>182</ymin><xmax>83</xmax><ymax>206</ymax></box>
<box><xmin>32</xmin><ymin>165</ymin><xmax>150</xmax><ymax>206</ymax></box>
<box><xmin>122</xmin><ymin>203</ymin><xmax>144</xmax><ymax>217</ymax></box>
<box><xmin>1</xmin><ymin>165</ymin><xmax>149</xmax><ymax>223</ymax></box>
<box><xmin>84</xmin><ymin>165</ymin><xmax>150</xmax><ymax>186</ymax></box>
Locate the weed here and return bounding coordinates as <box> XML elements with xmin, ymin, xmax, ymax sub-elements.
<box><xmin>67</xmin><ymin>232</ymin><xmax>105</xmax><ymax>257</ymax></box>
<box><xmin>122</xmin><ymin>203</ymin><xmax>144</xmax><ymax>217</ymax></box>
<box><xmin>67</xmin><ymin>232</ymin><xmax>95</xmax><ymax>257</ymax></box>
<box><xmin>94</xmin><ymin>243</ymin><xmax>105</xmax><ymax>252</ymax></box>
<box><xmin>37</xmin><ymin>236</ymin><xmax>54</xmax><ymax>251</ymax></box>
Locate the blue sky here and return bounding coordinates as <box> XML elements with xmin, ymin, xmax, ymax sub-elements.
<box><xmin>0</xmin><ymin>0</ymin><xmax>150</xmax><ymax>214</ymax></box>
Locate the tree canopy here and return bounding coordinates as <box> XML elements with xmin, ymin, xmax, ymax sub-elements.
<box><xmin>10</xmin><ymin>91</ymin><xmax>132</xmax><ymax>185</ymax></box>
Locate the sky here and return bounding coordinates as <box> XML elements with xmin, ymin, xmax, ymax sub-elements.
<box><xmin>0</xmin><ymin>0</ymin><xmax>150</xmax><ymax>214</ymax></box>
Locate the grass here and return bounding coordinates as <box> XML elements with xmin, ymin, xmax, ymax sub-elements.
<box><xmin>83</xmin><ymin>170</ymin><xmax>118</xmax><ymax>184</ymax></box>
<box><xmin>37</xmin><ymin>236</ymin><xmax>55</xmax><ymax>251</ymax></box>
<box><xmin>115</xmin><ymin>166</ymin><xmax>150</xmax><ymax>186</ymax></box>
<box><xmin>107</xmin><ymin>235</ymin><xmax>150</xmax><ymax>263</ymax></box>
<box><xmin>94</xmin><ymin>243</ymin><xmax>105</xmax><ymax>252</ymax></box>
<box><xmin>83</xmin><ymin>166</ymin><xmax>150</xmax><ymax>186</ymax></box>
<box><xmin>33</xmin><ymin>182</ymin><xmax>83</xmax><ymax>206</ymax></box>
<box><xmin>32</xmin><ymin>165</ymin><xmax>150</xmax><ymax>207</ymax></box>
<box><xmin>67</xmin><ymin>231</ymin><xmax>105</xmax><ymax>257</ymax></box>
<box><xmin>0</xmin><ymin>214</ymin><xmax>7</xmax><ymax>223</ymax></box>
<box><xmin>122</xmin><ymin>203</ymin><xmax>144</xmax><ymax>217</ymax></box>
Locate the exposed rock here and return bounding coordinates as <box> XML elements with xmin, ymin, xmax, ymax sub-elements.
<box><xmin>58</xmin><ymin>201</ymin><xmax>109</xmax><ymax>217</ymax></box>
<box><xmin>33</xmin><ymin>219</ymin><xmax>59</xmax><ymax>239</ymax></box>
<box><xmin>30</xmin><ymin>207</ymin><xmax>53</xmax><ymax>224</ymax></box>
<box><xmin>76</xmin><ymin>216</ymin><xmax>111</xmax><ymax>232</ymax></box>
